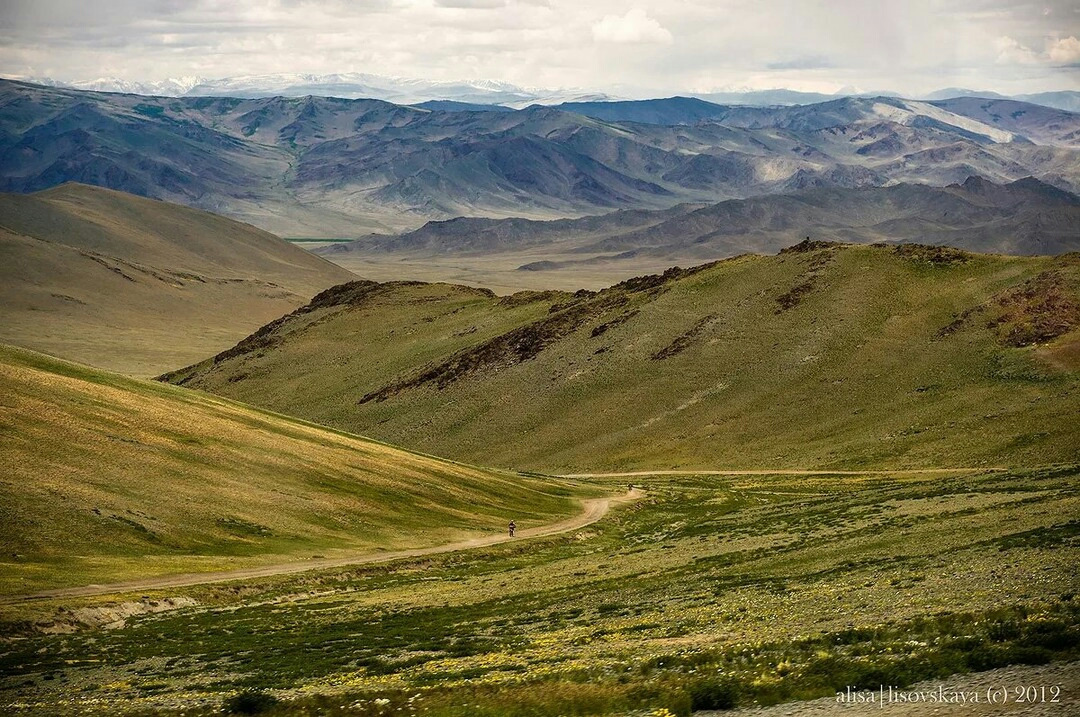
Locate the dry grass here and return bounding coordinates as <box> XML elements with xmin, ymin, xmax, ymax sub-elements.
<box><xmin>0</xmin><ymin>184</ymin><xmax>354</xmax><ymax>375</ymax></box>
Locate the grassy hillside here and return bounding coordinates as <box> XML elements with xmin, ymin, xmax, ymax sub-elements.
<box><xmin>0</xmin><ymin>344</ymin><xmax>585</xmax><ymax>594</ymax></box>
<box><xmin>166</xmin><ymin>243</ymin><xmax>1080</xmax><ymax>472</ymax></box>
<box><xmin>0</xmin><ymin>184</ymin><xmax>355</xmax><ymax>375</ymax></box>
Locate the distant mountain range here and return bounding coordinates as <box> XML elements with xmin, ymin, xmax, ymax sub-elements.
<box><xmin>17</xmin><ymin>73</ymin><xmax>1080</xmax><ymax>112</ymax></box>
<box><xmin>550</xmin><ymin>96</ymin><xmax>1079</xmax><ymax>144</ymax></box>
<box><xmin>319</xmin><ymin>177</ymin><xmax>1080</xmax><ymax>282</ymax></box>
<box><xmin>922</xmin><ymin>88</ymin><xmax>1080</xmax><ymax>113</ymax></box>
<box><xmin>2</xmin><ymin>79</ymin><xmax>1078</xmax><ymax>237</ymax></box>
<box><xmin>21</xmin><ymin>73</ymin><xmax>612</xmax><ymax>109</ymax></box>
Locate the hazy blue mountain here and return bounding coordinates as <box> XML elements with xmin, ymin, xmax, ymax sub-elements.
<box><xmin>930</xmin><ymin>97</ymin><xmax>1080</xmax><ymax>146</ymax></box>
<box><xmin>922</xmin><ymin>88</ymin><xmax>1010</xmax><ymax>101</ymax></box>
<box><xmin>1014</xmin><ymin>91</ymin><xmax>1080</xmax><ymax>113</ymax></box>
<box><xmin>321</xmin><ymin>203</ymin><xmax>705</xmax><ymax>255</ymax></box>
<box><xmin>553</xmin><ymin>97</ymin><xmax>731</xmax><ymax>125</ymax></box>
<box><xmin>412</xmin><ymin>100</ymin><xmax>515</xmax><ymax>113</ymax></box>
<box><xmin>22</xmin><ymin>72</ymin><xmax>606</xmax><ymax>107</ymax></box>
<box><xmin>549</xmin><ymin>95</ymin><xmax>1079</xmax><ymax>147</ymax></box>
<box><xmin>21</xmin><ymin>74</ymin><xmax>1080</xmax><ymax>114</ymax></box>
<box><xmin>917</xmin><ymin>89</ymin><xmax>1080</xmax><ymax>113</ymax></box>
<box><xmin>2</xmin><ymin>79</ymin><xmax>1078</xmax><ymax>236</ymax></box>
<box><xmin>693</xmin><ymin>89</ymin><xmax>840</xmax><ymax>105</ymax></box>
<box><xmin>575</xmin><ymin>176</ymin><xmax>1080</xmax><ymax>259</ymax></box>
<box><xmin>320</xmin><ymin>177</ymin><xmax>1079</xmax><ymax>266</ymax></box>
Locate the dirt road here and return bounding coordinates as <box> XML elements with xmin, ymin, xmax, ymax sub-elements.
<box><xmin>6</xmin><ymin>489</ymin><xmax>641</xmax><ymax>603</ymax></box>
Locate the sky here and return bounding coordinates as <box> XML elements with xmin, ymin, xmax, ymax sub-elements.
<box><xmin>1</xmin><ymin>0</ymin><xmax>1078</xmax><ymax>97</ymax></box>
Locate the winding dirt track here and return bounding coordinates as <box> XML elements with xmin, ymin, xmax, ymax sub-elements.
<box><xmin>6</xmin><ymin>469</ymin><xmax>996</xmax><ymax>603</ymax></box>
<box><xmin>6</xmin><ymin>489</ymin><xmax>642</xmax><ymax>603</ymax></box>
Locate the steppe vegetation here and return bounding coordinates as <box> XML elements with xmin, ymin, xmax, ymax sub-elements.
<box><xmin>2</xmin><ymin>466</ymin><xmax>1077</xmax><ymax>715</ymax></box>
<box><xmin>3</xmin><ymin>58</ymin><xmax>1080</xmax><ymax>717</ymax></box>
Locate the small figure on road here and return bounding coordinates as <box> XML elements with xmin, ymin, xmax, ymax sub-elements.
<box><xmin>508</xmin><ymin>520</ymin><xmax>516</xmax><ymax>538</ymax></box>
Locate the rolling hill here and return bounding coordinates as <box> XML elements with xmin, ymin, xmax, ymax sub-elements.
<box><xmin>0</xmin><ymin>344</ymin><xmax>583</xmax><ymax>594</ymax></box>
<box><xmin>163</xmin><ymin>243</ymin><xmax>1080</xmax><ymax>473</ymax></box>
<box><xmin>0</xmin><ymin>183</ymin><xmax>354</xmax><ymax>375</ymax></box>
<box><xmin>3</xmin><ymin>79</ymin><xmax>1079</xmax><ymax>236</ymax></box>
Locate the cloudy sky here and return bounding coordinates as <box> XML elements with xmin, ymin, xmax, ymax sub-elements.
<box><xmin>1</xmin><ymin>0</ymin><xmax>1077</xmax><ymax>96</ymax></box>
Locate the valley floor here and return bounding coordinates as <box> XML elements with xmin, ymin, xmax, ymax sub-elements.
<box><xmin>311</xmin><ymin>248</ymin><xmax>690</xmax><ymax>294</ymax></box>
<box><xmin>2</xmin><ymin>467</ymin><xmax>1077</xmax><ymax>716</ymax></box>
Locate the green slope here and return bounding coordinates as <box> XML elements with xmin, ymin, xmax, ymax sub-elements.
<box><xmin>0</xmin><ymin>345</ymin><xmax>583</xmax><ymax>594</ymax></box>
<box><xmin>164</xmin><ymin>243</ymin><xmax>1080</xmax><ymax>472</ymax></box>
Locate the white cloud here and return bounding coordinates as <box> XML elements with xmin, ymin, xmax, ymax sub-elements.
<box><xmin>591</xmin><ymin>8</ymin><xmax>672</xmax><ymax>45</ymax></box>
<box><xmin>1045</xmin><ymin>35</ymin><xmax>1080</xmax><ymax>64</ymax></box>
<box><xmin>0</xmin><ymin>0</ymin><xmax>1077</xmax><ymax>97</ymax></box>
<box><xmin>995</xmin><ymin>34</ymin><xmax>1080</xmax><ymax>66</ymax></box>
<box><xmin>434</xmin><ymin>0</ymin><xmax>508</xmax><ymax>8</ymax></box>
<box><xmin>994</xmin><ymin>36</ymin><xmax>1039</xmax><ymax>65</ymax></box>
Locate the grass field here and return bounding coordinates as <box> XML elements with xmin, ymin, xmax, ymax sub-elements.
<box><xmin>1</xmin><ymin>466</ymin><xmax>1077</xmax><ymax>715</ymax></box>
<box><xmin>0</xmin><ymin>344</ymin><xmax>589</xmax><ymax>595</ymax></box>
<box><xmin>166</xmin><ymin>244</ymin><xmax>1080</xmax><ymax>473</ymax></box>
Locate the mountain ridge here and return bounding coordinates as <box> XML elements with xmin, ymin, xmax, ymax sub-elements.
<box><xmin>17</xmin><ymin>74</ymin><xmax>1080</xmax><ymax>112</ymax></box>
<box><xmin>2</xmin><ymin>79</ymin><xmax>1078</xmax><ymax>237</ymax></box>
<box><xmin>162</xmin><ymin>243</ymin><xmax>1080</xmax><ymax>473</ymax></box>
<box><xmin>316</xmin><ymin>178</ymin><xmax>1080</xmax><ymax>288</ymax></box>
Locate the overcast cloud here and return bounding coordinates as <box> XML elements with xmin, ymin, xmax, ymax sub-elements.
<box><xmin>0</xmin><ymin>0</ymin><xmax>1077</xmax><ymax>96</ymax></box>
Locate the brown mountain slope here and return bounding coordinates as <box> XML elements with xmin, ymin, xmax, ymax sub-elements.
<box><xmin>0</xmin><ymin>184</ymin><xmax>355</xmax><ymax>374</ymax></box>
